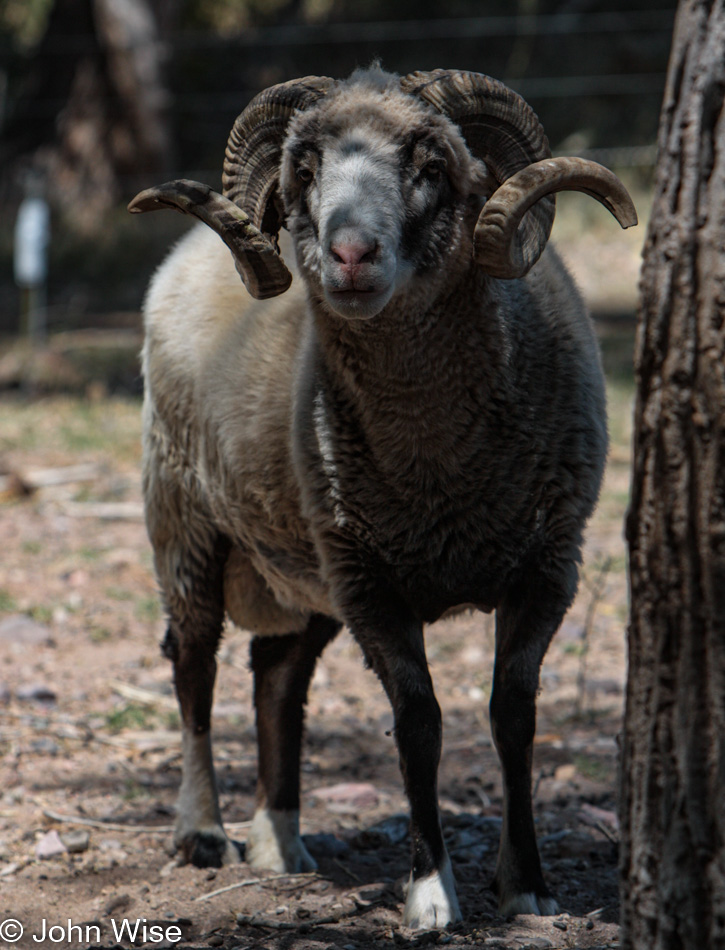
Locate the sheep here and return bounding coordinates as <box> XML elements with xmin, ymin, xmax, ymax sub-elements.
<box><xmin>128</xmin><ymin>65</ymin><xmax>636</xmax><ymax>929</ymax></box>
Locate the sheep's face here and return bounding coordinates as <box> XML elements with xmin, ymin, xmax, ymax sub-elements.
<box><xmin>280</xmin><ymin>86</ymin><xmax>490</xmax><ymax>320</ymax></box>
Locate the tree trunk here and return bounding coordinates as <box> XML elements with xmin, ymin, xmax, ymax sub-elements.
<box><xmin>2</xmin><ymin>0</ymin><xmax>172</xmax><ymax>232</ymax></box>
<box><xmin>621</xmin><ymin>1</ymin><xmax>725</xmax><ymax>948</ymax></box>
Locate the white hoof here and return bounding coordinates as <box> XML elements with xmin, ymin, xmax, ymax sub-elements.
<box><xmin>246</xmin><ymin>807</ymin><xmax>317</xmax><ymax>873</ymax></box>
<box><xmin>499</xmin><ymin>890</ymin><xmax>559</xmax><ymax>917</ymax></box>
<box><xmin>402</xmin><ymin>857</ymin><xmax>462</xmax><ymax>929</ymax></box>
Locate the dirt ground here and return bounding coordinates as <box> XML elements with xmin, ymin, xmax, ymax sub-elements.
<box><xmin>0</xmin><ymin>381</ymin><xmax>629</xmax><ymax>950</ymax></box>
<box><xmin>0</xmin><ymin>211</ymin><xmax>640</xmax><ymax>950</ymax></box>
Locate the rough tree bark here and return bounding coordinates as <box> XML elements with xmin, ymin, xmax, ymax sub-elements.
<box><xmin>621</xmin><ymin>0</ymin><xmax>725</xmax><ymax>948</ymax></box>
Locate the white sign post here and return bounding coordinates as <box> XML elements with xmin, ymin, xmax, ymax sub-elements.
<box><xmin>14</xmin><ymin>182</ymin><xmax>50</xmax><ymax>343</ymax></box>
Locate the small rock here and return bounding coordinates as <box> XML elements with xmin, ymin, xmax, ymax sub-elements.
<box><xmin>552</xmin><ymin>919</ymin><xmax>568</xmax><ymax>931</ymax></box>
<box><xmin>99</xmin><ymin>838</ymin><xmax>122</xmax><ymax>851</ymax></box>
<box><xmin>207</xmin><ymin>935</ymin><xmax>224</xmax><ymax>947</ymax></box>
<box><xmin>30</xmin><ymin>737</ymin><xmax>59</xmax><ymax>755</ymax></box>
<box><xmin>16</xmin><ymin>682</ymin><xmax>57</xmax><ymax>705</ymax></box>
<box><xmin>579</xmin><ymin>803</ymin><xmax>620</xmax><ymax>835</ymax></box>
<box><xmin>36</xmin><ymin>830</ymin><xmax>67</xmax><ymax>860</ymax></box>
<box><xmin>356</xmin><ymin>887</ymin><xmax>384</xmax><ymax>903</ymax></box>
<box><xmin>309</xmin><ymin>782</ymin><xmax>380</xmax><ymax>811</ymax></box>
<box><xmin>553</xmin><ymin>764</ymin><xmax>577</xmax><ymax>783</ymax></box>
<box><xmin>524</xmin><ymin>939</ymin><xmax>553</xmax><ymax>949</ymax></box>
<box><xmin>67</xmin><ymin>568</ymin><xmax>89</xmax><ymax>587</ymax></box>
<box><xmin>354</xmin><ymin>813</ymin><xmax>409</xmax><ymax>849</ymax></box>
<box><xmin>0</xmin><ymin>615</ymin><xmax>53</xmax><ymax>646</ymax></box>
<box><xmin>103</xmin><ymin>893</ymin><xmax>132</xmax><ymax>915</ymax></box>
<box><xmin>586</xmin><ymin>677</ymin><xmax>622</xmax><ymax>695</ymax></box>
<box><xmin>303</xmin><ymin>832</ymin><xmax>349</xmax><ymax>857</ymax></box>
<box><xmin>60</xmin><ymin>830</ymin><xmax>90</xmax><ymax>854</ymax></box>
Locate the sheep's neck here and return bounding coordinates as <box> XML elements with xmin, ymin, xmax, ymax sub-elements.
<box><xmin>313</xmin><ymin>271</ymin><xmax>509</xmax><ymax>470</ymax></box>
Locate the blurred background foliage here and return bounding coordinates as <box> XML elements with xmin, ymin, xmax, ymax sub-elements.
<box><xmin>0</xmin><ymin>0</ymin><xmax>676</xmax><ymax>377</ymax></box>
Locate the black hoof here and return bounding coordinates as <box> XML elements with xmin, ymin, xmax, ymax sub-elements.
<box><xmin>178</xmin><ymin>832</ymin><xmax>242</xmax><ymax>868</ymax></box>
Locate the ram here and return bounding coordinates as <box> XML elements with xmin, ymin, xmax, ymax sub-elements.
<box><xmin>129</xmin><ymin>66</ymin><xmax>635</xmax><ymax>929</ymax></box>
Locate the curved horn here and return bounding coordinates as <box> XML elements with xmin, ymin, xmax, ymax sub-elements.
<box><xmin>473</xmin><ymin>157</ymin><xmax>638</xmax><ymax>279</ymax></box>
<box><xmin>401</xmin><ymin>69</ymin><xmax>556</xmax><ymax>274</ymax></box>
<box><xmin>128</xmin><ymin>180</ymin><xmax>292</xmax><ymax>299</ymax></box>
<box><xmin>128</xmin><ymin>77</ymin><xmax>335</xmax><ymax>299</ymax></box>
<box><xmin>223</xmin><ymin>75</ymin><xmax>336</xmax><ymax>236</ymax></box>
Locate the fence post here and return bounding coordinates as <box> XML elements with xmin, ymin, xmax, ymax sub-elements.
<box><xmin>14</xmin><ymin>171</ymin><xmax>50</xmax><ymax>344</ymax></box>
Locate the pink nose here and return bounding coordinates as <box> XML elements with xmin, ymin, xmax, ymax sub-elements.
<box><xmin>330</xmin><ymin>239</ymin><xmax>377</xmax><ymax>267</ymax></box>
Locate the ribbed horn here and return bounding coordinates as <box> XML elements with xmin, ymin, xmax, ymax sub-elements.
<box><xmin>223</xmin><ymin>75</ymin><xmax>337</xmax><ymax>237</ymax></box>
<box><xmin>128</xmin><ymin>77</ymin><xmax>335</xmax><ymax>299</ymax></box>
<box><xmin>128</xmin><ymin>180</ymin><xmax>292</xmax><ymax>299</ymax></box>
<box><xmin>473</xmin><ymin>157</ymin><xmax>638</xmax><ymax>279</ymax></box>
<box><xmin>401</xmin><ymin>68</ymin><xmax>555</xmax><ymax>275</ymax></box>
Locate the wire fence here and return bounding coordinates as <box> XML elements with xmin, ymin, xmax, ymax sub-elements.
<box><xmin>0</xmin><ymin>8</ymin><xmax>675</xmax><ymax>167</ymax></box>
<box><xmin>6</xmin><ymin>9</ymin><xmax>676</xmax><ymax>51</ymax></box>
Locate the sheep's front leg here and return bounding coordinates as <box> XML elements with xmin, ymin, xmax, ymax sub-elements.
<box><xmin>164</xmin><ymin>621</ymin><xmax>241</xmax><ymax>868</ymax></box>
<box><xmin>247</xmin><ymin>614</ymin><xmax>340</xmax><ymax>872</ymax></box>
<box><xmin>489</xmin><ymin>559</ymin><xmax>578</xmax><ymax>916</ymax></box>
<box><xmin>354</xmin><ymin>619</ymin><xmax>461</xmax><ymax>929</ymax></box>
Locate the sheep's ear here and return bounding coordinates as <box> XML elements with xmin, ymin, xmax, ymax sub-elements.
<box><xmin>128</xmin><ymin>179</ymin><xmax>292</xmax><ymax>299</ymax></box>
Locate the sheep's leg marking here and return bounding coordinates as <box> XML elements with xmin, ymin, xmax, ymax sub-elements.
<box><xmin>489</xmin><ymin>560</ymin><xmax>578</xmax><ymax>916</ymax></box>
<box><xmin>247</xmin><ymin>614</ymin><xmax>341</xmax><ymax>872</ymax></box>
<box><xmin>355</xmin><ymin>621</ymin><xmax>462</xmax><ymax>929</ymax></box>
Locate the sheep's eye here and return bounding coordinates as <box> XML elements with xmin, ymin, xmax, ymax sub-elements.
<box><xmin>420</xmin><ymin>161</ymin><xmax>445</xmax><ymax>184</ymax></box>
<box><xmin>296</xmin><ymin>166</ymin><xmax>314</xmax><ymax>184</ymax></box>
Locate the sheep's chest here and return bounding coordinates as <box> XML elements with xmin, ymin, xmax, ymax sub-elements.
<box><xmin>308</xmin><ymin>435</ymin><xmax>547</xmax><ymax>624</ymax></box>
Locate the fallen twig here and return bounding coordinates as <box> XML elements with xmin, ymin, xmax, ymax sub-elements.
<box><xmin>109</xmin><ymin>679</ymin><xmax>178</xmax><ymax>710</ymax></box>
<box><xmin>43</xmin><ymin>808</ymin><xmax>252</xmax><ymax>836</ymax></box>
<box><xmin>594</xmin><ymin>820</ymin><xmax>619</xmax><ymax>845</ymax></box>
<box><xmin>195</xmin><ymin>871</ymin><xmax>317</xmax><ymax>902</ymax></box>
<box><xmin>0</xmin><ymin>463</ymin><xmax>103</xmax><ymax>497</ymax></box>
<box><xmin>61</xmin><ymin>501</ymin><xmax>144</xmax><ymax>521</ymax></box>
<box><xmin>236</xmin><ymin>903</ymin><xmax>375</xmax><ymax>931</ymax></box>
<box><xmin>43</xmin><ymin>809</ymin><xmax>173</xmax><ymax>833</ymax></box>
<box><xmin>0</xmin><ymin>859</ymin><xmax>33</xmax><ymax>876</ymax></box>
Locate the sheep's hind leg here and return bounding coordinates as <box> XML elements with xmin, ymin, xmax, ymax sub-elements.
<box><xmin>489</xmin><ymin>559</ymin><xmax>579</xmax><ymax>916</ymax></box>
<box><xmin>160</xmin><ymin>544</ymin><xmax>240</xmax><ymax>869</ymax></box>
<box><xmin>247</xmin><ymin>615</ymin><xmax>341</xmax><ymax>873</ymax></box>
